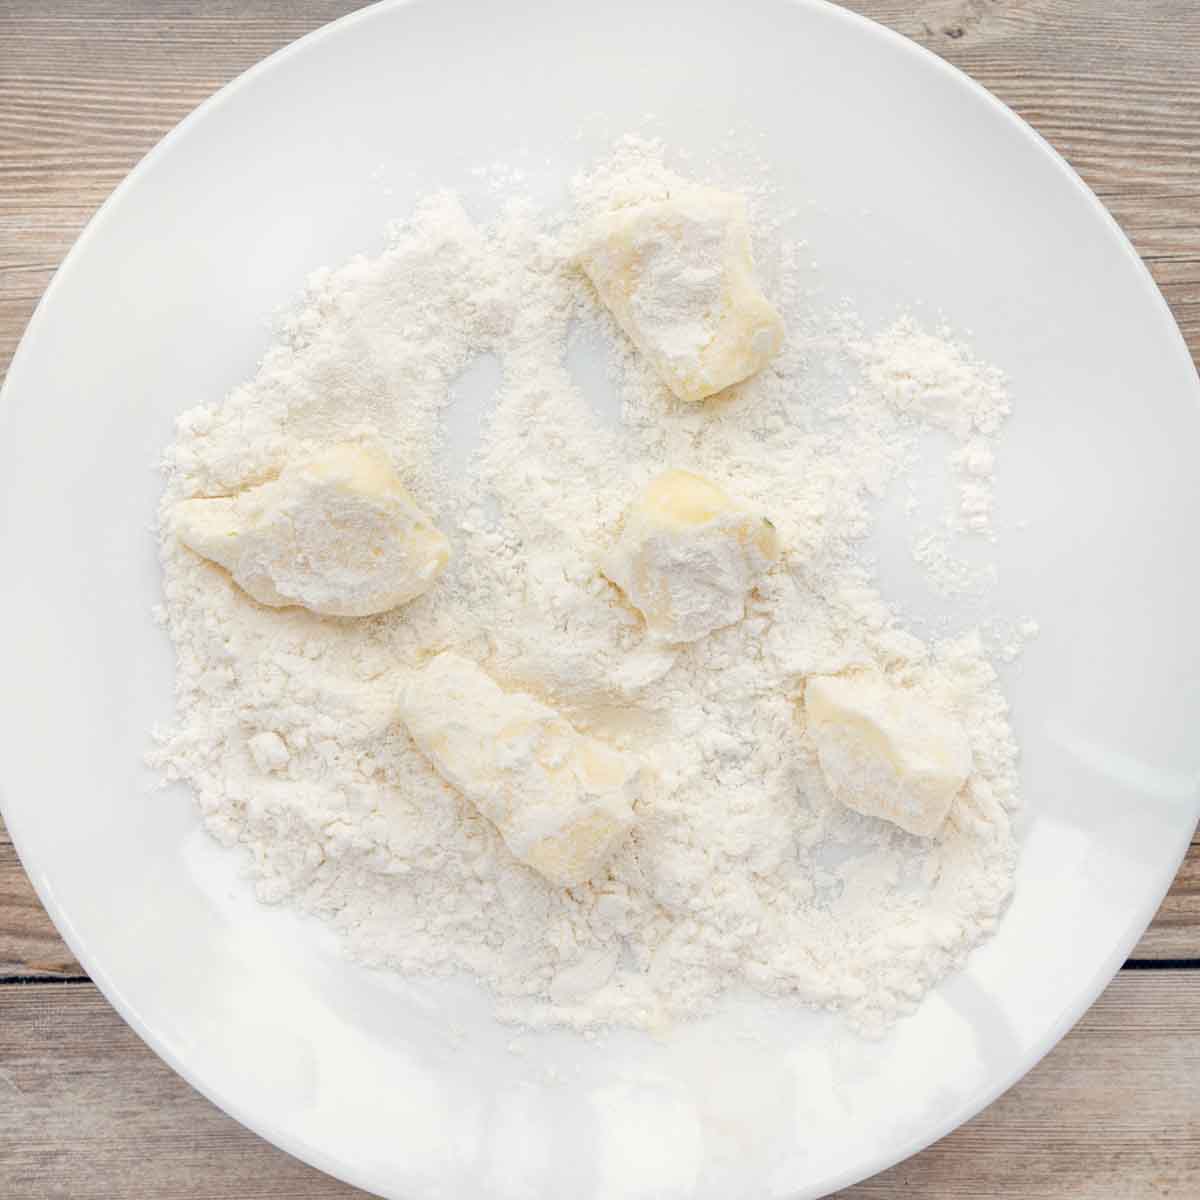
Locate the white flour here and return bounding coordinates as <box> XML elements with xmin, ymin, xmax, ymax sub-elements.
<box><xmin>152</xmin><ymin>137</ymin><xmax>1020</xmax><ymax>1035</ymax></box>
<box><xmin>858</xmin><ymin>317</ymin><xmax>1009</xmax><ymax>536</ymax></box>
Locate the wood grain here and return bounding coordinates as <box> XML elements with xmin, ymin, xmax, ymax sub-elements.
<box><xmin>0</xmin><ymin>973</ymin><xmax>1193</xmax><ymax>1200</ymax></box>
<box><xmin>0</xmin><ymin>818</ymin><xmax>85</xmax><ymax>978</ymax></box>
<box><xmin>0</xmin><ymin>983</ymin><xmax>373</xmax><ymax>1199</ymax></box>
<box><xmin>1</xmin><ymin>1</ymin><xmax>1198</xmax><ymax>1198</ymax></box>
<box><xmin>1132</xmin><ymin>833</ymin><xmax>1200</xmax><ymax>961</ymax></box>
<box><xmin>0</xmin><ymin>849</ymin><xmax>85</xmax><ymax>979</ymax></box>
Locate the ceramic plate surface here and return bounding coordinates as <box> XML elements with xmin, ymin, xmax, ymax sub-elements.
<box><xmin>2</xmin><ymin>2</ymin><xmax>1198</xmax><ymax>1197</ymax></box>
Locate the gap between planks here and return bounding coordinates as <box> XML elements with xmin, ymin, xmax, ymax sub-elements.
<box><xmin>1</xmin><ymin>814</ymin><xmax>1197</xmax><ymax>980</ymax></box>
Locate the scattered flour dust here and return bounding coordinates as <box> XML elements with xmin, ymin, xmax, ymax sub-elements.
<box><xmin>151</xmin><ymin>136</ymin><xmax>1020</xmax><ymax>1035</ymax></box>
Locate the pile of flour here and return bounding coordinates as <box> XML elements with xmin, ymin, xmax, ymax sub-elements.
<box><xmin>152</xmin><ymin>137</ymin><xmax>1019</xmax><ymax>1035</ymax></box>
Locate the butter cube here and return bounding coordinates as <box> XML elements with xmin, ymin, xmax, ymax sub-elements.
<box><xmin>173</xmin><ymin>443</ymin><xmax>449</xmax><ymax>618</ymax></box>
<box><xmin>805</xmin><ymin>672</ymin><xmax>972</xmax><ymax>837</ymax></box>
<box><xmin>579</xmin><ymin>185</ymin><xmax>784</xmax><ymax>402</ymax></box>
<box><xmin>398</xmin><ymin>653</ymin><xmax>639</xmax><ymax>887</ymax></box>
<box><xmin>604</xmin><ymin>469</ymin><xmax>780</xmax><ymax>644</ymax></box>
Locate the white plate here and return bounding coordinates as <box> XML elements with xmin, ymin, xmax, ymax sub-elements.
<box><xmin>2</xmin><ymin>2</ymin><xmax>1198</xmax><ymax>1197</ymax></box>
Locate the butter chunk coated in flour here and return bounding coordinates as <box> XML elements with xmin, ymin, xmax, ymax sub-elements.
<box><xmin>398</xmin><ymin>653</ymin><xmax>640</xmax><ymax>887</ymax></box>
<box><xmin>172</xmin><ymin>443</ymin><xmax>449</xmax><ymax>618</ymax></box>
<box><xmin>805</xmin><ymin>672</ymin><xmax>974</xmax><ymax>837</ymax></box>
<box><xmin>604</xmin><ymin>469</ymin><xmax>781</xmax><ymax>644</ymax></box>
<box><xmin>579</xmin><ymin>184</ymin><xmax>784</xmax><ymax>402</ymax></box>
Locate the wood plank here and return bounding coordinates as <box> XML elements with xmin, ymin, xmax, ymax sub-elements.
<box><xmin>3</xmin><ymin>0</ymin><xmax>1194</xmax><ymax>986</ymax></box>
<box><xmin>0</xmin><ymin>817</ymin><xmax>1195</xmax><ymax>979</ymax></box>
<box><xmin>0</xmin><ymin>814</ymin><xmax>87</xmax><ymax>977</ymax></box>
<box><xmin>1132</xmin><ymin>831</ymin><xmax>1200</xmax><ymax>960</ymax></box>
<box><xmin>0</xmin><ymin>973</ymin><xmax>1192</xmax><ymax>1199</ymax></box>
<box><xmin>0</xmin><ymin>982</ymin><xmax>371</xmax><ymax>1199</ymax></box>
<box><xmin>1</xmin><ymin>0</ymin><xmax>1199</xmax><ymax>377</ymax></box>
<box><xmin>0</xmin><ymin>847</ymin><xmax>85</xmax><ymax>979</ymax></box>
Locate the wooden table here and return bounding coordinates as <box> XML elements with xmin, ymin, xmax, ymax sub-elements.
<box><xmin>1</xmin><ymin>2</ymin><xmax>1197</xmax><ymax>1195</ymax></box>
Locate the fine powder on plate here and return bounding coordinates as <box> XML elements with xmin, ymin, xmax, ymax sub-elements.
<box><xmin>151</xmin><ymin>137</ymin><xmax>1020</xmax><ymax>1035</ymax></box>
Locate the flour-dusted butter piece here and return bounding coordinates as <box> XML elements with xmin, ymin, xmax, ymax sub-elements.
<box><xmin>579</xmin><ymin>184</ymin><xmax>784</xmax><ymax>402</ymax></box>
<box><xmin>173</xmin><ymin>443</ymin><xmax>449</xmax><ymax>617</ymax></box>
<box><xmin>804</xmin><ymin>672</ymin><xmax>973</xmax><ymax>837</ymax></box>
<box><xmin>398</xmin><ymin>653</ymin><xmax>639</xmax><ymax>887</ymax></box>
<box><xmin>603</xmin><ymin>469</ymin><xmax>780</xmax><ymax>644</ymax></box>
